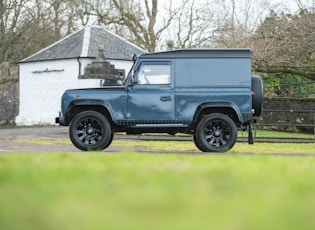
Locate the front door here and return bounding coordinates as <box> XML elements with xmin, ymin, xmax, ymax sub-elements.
<box><xmin>127</xmin><ymin>61</ymin><xmax>174</xmax><ymax>121</ymax></box>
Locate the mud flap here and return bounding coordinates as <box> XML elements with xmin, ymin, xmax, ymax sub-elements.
<box><xmin>248</xmin><ymin>124</ymin><xmax>254</xmax><ymax>144</ymax></box>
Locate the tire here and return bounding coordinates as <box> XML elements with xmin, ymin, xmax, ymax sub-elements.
<box><xmin>104</xmin><ymin>133</ymin><xmax>114</xmax><ymax>149</ymax></box>
<box><xmin>194</xmin><ymin>113</ymin><xmax>237</xmax><ymax>152</ymax></box>
<box><xmin>69</xmin><ymin>111</ymin><xmax>112</xmax><ymax>151</ymax></box>
<box><xmin>251</xmin><ymin>76</ymin><xmax>263</xmax><ymax>116</ymax></box>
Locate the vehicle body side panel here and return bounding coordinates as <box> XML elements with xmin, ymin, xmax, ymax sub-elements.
<box><xmin>173</xmin><ymin>58</ymin><xmax>252</xmax><ymax>122</ymax></box>
<box><xmin>174</xmin><ymin>58</ymin><xmax>251</xmax><ymax>87</ymax></box>
<box><xmin>127</xmin><ymin>85</ymin><xmax>175</xmax><ymax>120</ymax></box>
<box><xmin>175</xmin><ymin>88</ymin><xmax>252</xmax><ymax>122</ymax></box>
<box><xmin>61</xmin><ymin>87</ymin><xmax>127</xmax><ymax>121</ymax></box>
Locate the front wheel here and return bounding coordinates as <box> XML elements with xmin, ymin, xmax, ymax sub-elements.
<box><xmin>69</xmin><ymin>111</ymin><xmax>112</xmax><ymax>151</ymax></box>
<box><xmin>194</xmin><ymin>113</ymin><xmax>237</xmax><ymax>152</ymax></box>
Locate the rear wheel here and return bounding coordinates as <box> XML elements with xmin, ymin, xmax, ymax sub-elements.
<box><xmin>69</xmin><ymin>111</ymin><xmax>112</xmax><ymax>151</ymax></box>
<box><xmin>194</xmin><ymin>113</ymin><xmax>237</xmax><ymax>152</ymax></box>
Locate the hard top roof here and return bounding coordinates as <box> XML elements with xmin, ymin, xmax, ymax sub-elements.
<box><xmin>139</xmin><ymin>48</ymin><xmax>252</xmax><ymax>59</ymax></box>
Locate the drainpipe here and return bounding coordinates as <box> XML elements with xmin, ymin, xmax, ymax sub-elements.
<box><xmin>77</xmin><ymin>57</ymin><xmax>81</xmax><ymax>77</ymax></box>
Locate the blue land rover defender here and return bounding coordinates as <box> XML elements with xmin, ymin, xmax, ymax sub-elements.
<box><xmin>56</xmin><ymin>49</ymin><xmax>263</xmax><ymax>152</ymax></box>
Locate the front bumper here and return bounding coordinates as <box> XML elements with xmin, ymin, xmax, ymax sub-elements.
<box><xmin>55</xmin><ymin>111</ymin><xmax>65</xmax><ymax>125</ymax></box>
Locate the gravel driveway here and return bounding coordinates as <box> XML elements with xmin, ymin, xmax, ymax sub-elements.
<box><xmin>0</xmin><ymin>126</ymin><xmax>131</xmax><ymax>152</ymax></box>
<box><xmin>0</xmin><ymin>126</ymin><xmax>76</xmax><ymax>152</ymax></box>
<box><xmin>0</xmin><ymin>126</ymin><xmax>187</xmax><ymax>152</ymax></box>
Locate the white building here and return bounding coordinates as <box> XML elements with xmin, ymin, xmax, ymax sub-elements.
<box><xmin>16</xmin><ymin>25</ymin><xmax>145</xmax><ymax>125</ymax></box>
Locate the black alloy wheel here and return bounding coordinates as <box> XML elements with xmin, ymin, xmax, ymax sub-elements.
<box><xmin>69</xmin><ymin>111</ymin><xmax>112</xmax><ymax>151</ymax></box>
<box><xmin>194</xmin><ymin>113</ymin><xmax>237</xmax><ymax>152</ymax></box>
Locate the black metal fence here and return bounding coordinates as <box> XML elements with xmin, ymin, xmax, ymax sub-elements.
<box><xmin>253</xmin><ymin>109</ymin><xmax>315</xmax><ymax>141</ymax></box>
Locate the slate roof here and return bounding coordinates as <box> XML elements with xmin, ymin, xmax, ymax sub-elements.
<box><xmin>21</xmin><ymin>25</ymin><xmax>145</xmax><ymax>63</ymax></box>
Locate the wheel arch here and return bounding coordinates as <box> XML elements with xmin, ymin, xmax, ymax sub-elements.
<box><xmin>64</xmin><ymin>99</ymin><xmax>114</xmax><ymax>126</ymax></box>
<box><xmin>192</xmin><ymin>102</ymin><xmax>243</xmax><ymax>128</ymax></box>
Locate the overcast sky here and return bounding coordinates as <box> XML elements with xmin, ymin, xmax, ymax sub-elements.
<box><xmin>272</xmin><ymin>0</ymin><xmax>314</xmax><ymax>13</ymax></box>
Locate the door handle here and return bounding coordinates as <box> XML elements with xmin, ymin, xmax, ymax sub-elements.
<box><xmin>160</xmin><ymin>96</ymin><xmax>171</xmax><ymax>101</ymax></box>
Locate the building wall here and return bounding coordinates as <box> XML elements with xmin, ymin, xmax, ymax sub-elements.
<box><xmin>16</xmin><ymin>59</ymin><xmax>133</xmax><ymax>125</ymax></box>
<box><xmin>16</xmin><ymin>59</ymin><xmax>78</xmax><ymax>125</ymax></box>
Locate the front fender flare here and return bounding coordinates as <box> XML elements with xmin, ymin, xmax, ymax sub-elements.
<box><xmin>64</xmin><ymin>99</ymin><xmax>114</xmax><ymax>124</ymax></box>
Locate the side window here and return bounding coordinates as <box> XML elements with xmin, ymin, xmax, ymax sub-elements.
<box><xmin>137</xmin><ymin>62</ymin><xmax>171</xmax><ymax>85</ymax></box>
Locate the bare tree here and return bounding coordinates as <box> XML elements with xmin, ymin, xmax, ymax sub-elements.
<box><xmin>0</xmin><ymin>0</ymin><xmax>30</xmax><ymax>62</ymax></box>
<box><xmin>110</xmin><ymin>0</ymin><xmax>160</xmax><ymax>52</ymax></box>
<box><xmin>168</xmin><ymin>0</ymin><xmax>216</xmax><ymax>49</ymax></box>
<box><xmin>211</xmin><ymin>0</ymin><xmax>271</xmax><ymax>48</ymax></box>
<box><xmin>0</xmin><ymin>0</ymin><xmax>83</xmax><ymax>63</ymax></box>
<box><xmin>86</xmin><ymin>0</ymin><xmax>191</xmax><ymax>52</ymax></box>
<box><xmin>84</xmin><ymin>0</ymin><xmax>234</xmax><ymax>51</ymax></box>
<box><xmin>252</xmin><ymin>10</ymin><xmax>315</xmax><ymax>80</ymax></box>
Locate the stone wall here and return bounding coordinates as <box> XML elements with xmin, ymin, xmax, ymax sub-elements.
<box><xmin>0</xmin><ymin>62</ymin><xmax>19</xmax><ymax>125</ymax></box>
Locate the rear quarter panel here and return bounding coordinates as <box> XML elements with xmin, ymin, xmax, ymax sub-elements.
<box><xmin>174</xmin><ymin>58</ymin><xmax>252</xmax><ymax>121</ymax></box>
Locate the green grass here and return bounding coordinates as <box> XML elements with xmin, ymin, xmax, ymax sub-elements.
<box><xmin>252</xmin><ymin>129</ymin><xmax>315</xmax><ymax>139</ymax></box>
<box><xmin>145</xmin><ymin>129</ymin><xmax>315</xmax><ymax>139</ymax></box>
<box><xmin>232</xmin><ymin>142</ymin><xmax>315</xmax><ymax>154</ymax></box>
<box><xmin>1</xmin><ymin>151</ymin><xmax>315</xmax><ymax>230</ymax></box>
<box><xmin>111</xmin><ymin>139</ymin><xmax>315</xmax><ymax>154</ymax></box>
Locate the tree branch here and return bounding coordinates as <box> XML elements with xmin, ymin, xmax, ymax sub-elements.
<box><xmin>255</xmin><ymin>67</ymin><xmax>315</xmax><ymax>80</ymax></box>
